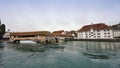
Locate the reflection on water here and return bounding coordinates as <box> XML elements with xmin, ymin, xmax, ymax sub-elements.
<box><xmin>0</xmin><ymin>41</ymin><xmax>120</xmax><ymax>68</ymax></box>
<box><xmin>8</xmin><ymin>43</ymin><xmax>65</xmax><ymax>52</ymax></box>
<box><xmin>0</xmin><ymin>42</ymin><xmax>5</xmax><ymax>48</ymax></box>
<box><xmin>10</xmin><ymin>43</ymin><xmax>46</xmax><ymax>52</ymax></box>
<box><xmin>20</xmin><ymin>40</ymin><xmax>36</xmax><ymax>43</ymax></box>
<box><xmin>83</xmin><ymin>42</ymin><xmax>120</xmax><ymax>59</ymax></box>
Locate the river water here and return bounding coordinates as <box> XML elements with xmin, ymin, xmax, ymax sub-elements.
<box><xmin>0</xmin><ymin>41</ymin><xmax>120</xmax><ymax>68</ymax></box>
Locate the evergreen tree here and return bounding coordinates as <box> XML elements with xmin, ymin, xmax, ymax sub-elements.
<box><xmin>1</xmin><ymin>24</ymin><xmax>6</xmax><ymax>33</ymax></box>
<box><xmin>0</xmin><ymin>20</ymin><xmax>6</xmax><ymax>38</ymax></box>
<box><xmin>0</xmin><ymin>20</ymin><xmax>1</xmax><ymax>25</ymax></box>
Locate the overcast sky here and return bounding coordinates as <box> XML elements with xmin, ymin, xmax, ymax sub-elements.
<box><xmin>0</xmin><ymin>0</ymin><xmax>120</xmax><ymax>32</ymax></box>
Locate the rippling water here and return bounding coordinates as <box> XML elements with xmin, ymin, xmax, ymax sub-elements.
<box><xmin>0</xmin><ymin>41</ymin><xmax>120</xmax><ymax>68</ymax></box>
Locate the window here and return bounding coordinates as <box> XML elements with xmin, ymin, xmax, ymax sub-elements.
<box><xmin>97</xmin><ymin>30</ymin><xmax>100</xmax><ymax>32</ymax></box>
<box><xmin>91</xmin><ymin>32</ymin><xmax>93</xmax><ymax>34</ymax></box>
<box><xmin>97</xmin><ymin>33</ymin><xmax>100</xmax><ymax>35</ymax></box>
<box><xmin>98</xmin><ymin>36</ymin><xmax>101</xmax><ymax>38</ymax></box>
<box><xmin>89</xmin><ymin>36</ymin><xmax>91</xmax><ymax>38</ymax></box>
<box><xmin>91</xmin><ymin>35</ymin><xmax>93</xmax><ymax>36</ymax></box>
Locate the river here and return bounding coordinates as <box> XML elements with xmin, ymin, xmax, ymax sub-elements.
<box><xmin>0</xmin><ymin>41</ymin><xmax>120</xmax><ymax>68</ymax></box>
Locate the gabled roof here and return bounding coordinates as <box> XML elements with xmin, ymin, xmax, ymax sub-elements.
<box><xmin>10</xmin><ymin>31</ymin><xmax>51</xmax><ymax>36</ymax></box>
<box><xmin>78</xmin><ymin>23</ymin><xmax>111</xmax><ymax>32</ymax></box>
<box><xmin>52</xmin><ymin>30</ymin><xmax>64</xmax><ymax>34</ymax></box>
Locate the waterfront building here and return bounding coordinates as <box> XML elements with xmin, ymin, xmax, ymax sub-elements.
<box><xmin>65</xmin><ymin>30</ymin><xmax>78</xmax><ymax>38</ymax></box>
<box><xmin>52</xmin><ymin>30</ymin><xmax>73</xmax><ymax>40</ymax></box>
<box><xmin>111</xmin><ymin>24</ymin><xmax>120</xmax><ymax>38</ymax></box>
<box><xmin>113</xmin><ymin>30</ymin><xmax>120</xmax><ymax>38</ymax></box>
<box><xmin>52</xmin><ymin>30</ymin><xmax>65</xmax><ymax>34</ymax></box>
<box><xmin>77</xmin><ymin>23</ymin><xmax>114</xmax><ymax>39</ymax></box>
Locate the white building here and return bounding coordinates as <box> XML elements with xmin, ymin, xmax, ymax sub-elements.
<box><xmin>77</xmin><ymin>23</ymin><xmax>114</xmax><ymax>39</ymax></box>
<box><xmin>3</xmin><ymin>32</ymin><xmax>10</xmax><ymax>38</ymax></box>
<box><xmin>113</xmin><ymin>30</ymin><xmax>120</xmax><ymax>38</ymax></box>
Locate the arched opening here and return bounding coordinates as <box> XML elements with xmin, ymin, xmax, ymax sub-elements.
<box><xmin>55</xmin><ymin>38</ymin><xmax>59</xmax><ymax>43</ymax></box>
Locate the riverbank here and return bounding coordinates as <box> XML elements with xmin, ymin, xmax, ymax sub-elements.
<box><xmin>1</xmin><ymin>38</ymin><xmax>120</xmax><ymax>43</ymax></box>
<box><xmin>71</xmin><ymin>38</ymin><xmax>120</xmax><ymax>42</ymax></box>
<box><xmin>0</xmin><ymin>38</ymin><xmax>9</xmax><ymax>42</ymax></box>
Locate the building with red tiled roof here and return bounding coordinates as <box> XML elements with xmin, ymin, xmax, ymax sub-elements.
<box><xmin>52</xmin><ymin>30</ymin><xmax>65</xmax><ymax>34</ymax></box>
<box><xmin>78</xmin><ymin>23</ymin><xmax>111</xmax><ymax>32</ymax></box>
<box><xmin>77</xmin><ymin>23</ymin><xmax>114</xmax><ymax>39</ymax></box>
<box><xmin>66</xmin><ymin>30</ymin><xmax>77</xmax><ymax>38</ymax></box>
<box><xmin>52</xmin><ymin>30</ymin><xmax>73</xmax><ymax>37</ymax></box>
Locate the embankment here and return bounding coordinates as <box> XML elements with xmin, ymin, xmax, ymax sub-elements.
<box><xmin>71</xmin><ymin>39</ymin><xmax>120</xmax><ymax>42</ymax></box>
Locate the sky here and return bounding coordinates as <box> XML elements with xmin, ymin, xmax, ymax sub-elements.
<box><xmin>0</xmin><ymin>0</ymin><xmax>120</xmax><ymax>32</ymax></box>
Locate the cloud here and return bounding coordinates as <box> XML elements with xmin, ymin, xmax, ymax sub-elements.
<box><xmin>0</xmin><ymin>0</ymin><xmax>120</xmax><ymax>32</ymax></box>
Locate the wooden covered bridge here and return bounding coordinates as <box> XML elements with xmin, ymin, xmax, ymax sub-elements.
<box><xmin>9</xmin><ymin>31</ymin><xmax>51</xmax><ymax>43</ymax></box>
<box><xmin>9</xmin><ymin>31</ymin><xmax>73</xmax><ymax>43</ymax></box>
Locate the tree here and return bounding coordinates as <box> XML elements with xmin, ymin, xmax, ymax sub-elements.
<box><xmin>1</xmin><ymin>24</ymin><xmax>6</xmax><ymax>33</ymax></box>
<box><xmin>0</xmin><ymin>22</ymin><xmax>6</xmax><ymax>38</ymax></box>
<box><xmin>0</xmin><ymin>20</ymin><xmax>1</xmax><ymax>25</ymax></box>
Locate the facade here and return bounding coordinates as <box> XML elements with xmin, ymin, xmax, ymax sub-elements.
<box><xmin>77</xmin><ymin>23</ymin><xmax>114</xmax><ymax>39</ymax></box>
<box><xmin>113</xmin><ymin>30</ymin><xmax>120</xmax><ymax>38</ymax></box>
<box><xmin>52</xmin><ymin>30</ymin><xmax>73</xmax><ymax>40</ymax></box>
<box><xmin>65</xmin><ymin>30</ymin><xmax>77</xmax><ymax>38</ymax></box>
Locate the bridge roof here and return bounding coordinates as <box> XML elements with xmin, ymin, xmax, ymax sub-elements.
<box><xmin>10</xmin><ymin>31</ymin><xmax>51</xmax><ymax>36</ymax></box>
<box><xmin>52</xmin><ymin>30</ymin><xmax>64</xmax><ymax>34</ymax></box>
<box><xmin>9</xmin><ymin>31</ymin><xmax>73</xmax><ymax>37</ymax></box>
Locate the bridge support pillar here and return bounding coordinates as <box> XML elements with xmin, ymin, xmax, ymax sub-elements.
<box><xmin>13</xmin><ymin>40</ymin><xmax>20</xmax><ymax>44</ymax></box>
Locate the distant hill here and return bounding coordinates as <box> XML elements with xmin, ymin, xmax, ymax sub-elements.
<box><xmin>112</xmin><ymin>23</ymin><xmax>120</xmax><ymax>30</ymax></box>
